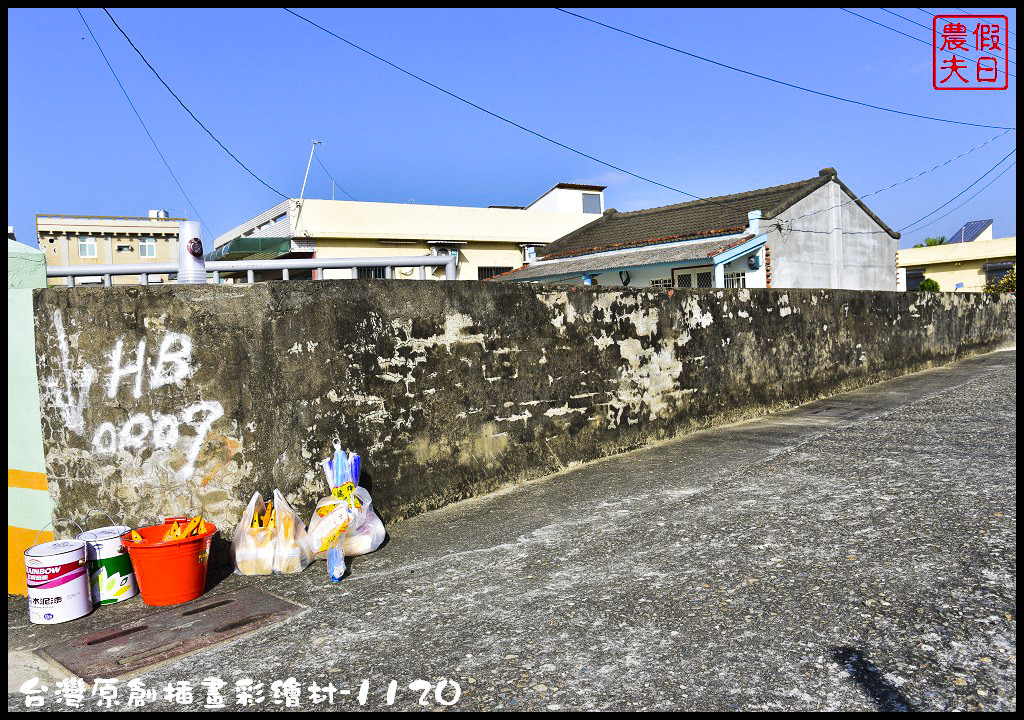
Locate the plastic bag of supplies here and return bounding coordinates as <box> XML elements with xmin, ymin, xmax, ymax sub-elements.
<box><xmin>308</xmin><ymin>445</ymin><xmax>386</xmax><ymax>558</ymax></box>
<box><xmin>232</xmin><ymin>489</ymin><xmax>314</xmax><ymax>575</ymax></box>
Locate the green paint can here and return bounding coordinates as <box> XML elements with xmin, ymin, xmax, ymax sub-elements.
<box><xmin>76</xmin><ymin>526</ymin><xmax>139</xmax><ymax>605</ymax></box>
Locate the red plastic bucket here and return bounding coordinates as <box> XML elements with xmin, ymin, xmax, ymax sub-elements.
<box><xmin>121</xmin><ymin>517</ymin><xmax>217</xmax><ymax>606</ymax></box>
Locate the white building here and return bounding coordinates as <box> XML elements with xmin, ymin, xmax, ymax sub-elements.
<box><xmin>494</xmin><ymin>168</ymin><xmax>900</xmax><ymax>291</ymax></box>
<box><xmin>211</xmin><ymin>183</ymin><xmax>606</xmax><ymax>281</ymax></box>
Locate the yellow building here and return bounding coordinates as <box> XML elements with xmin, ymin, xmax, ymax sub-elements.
<box><xmin>211</xmin><ymin>183</ymin><xmax>607</xmax><ymax>281</ymax></box>
<box><xmin>37</xmin><ymin>212</ymin><xmax>183</xmax><ymax>286</ymax></box>
<box><xmin>897</xmin><ymin>235</ymin><xmax>1016</xmax><ymax>292</ymax></box>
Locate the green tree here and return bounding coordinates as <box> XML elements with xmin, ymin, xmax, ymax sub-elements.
<box><xmin>917</xmin><ymin>277</ymin><xmax>941</xmax><ymax>292</ymax></box>
<box><xmin>912</xmin><ymin>236</ymin><xmax>947</xmax><ymax>249</ymax></box>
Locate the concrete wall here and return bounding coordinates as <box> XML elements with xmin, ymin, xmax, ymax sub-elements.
<box><xmin>768</xmin><ymin>180</ymin><xmax>898</xmax><ymax>291</ymax></box>
<box><xmin>32</xmin><ymin>282</ymin><xmax>1015</xmax><ymax>546</ymax></box>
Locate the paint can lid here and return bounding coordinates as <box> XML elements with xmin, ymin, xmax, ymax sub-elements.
<box><xmin>77</xmin><ymin>526</ymin><xmax>131</xmax><ymax>543</ymax></box>
<box><xmin>24</xmin><ymin>539</ymin><xmax>86</xmax><ymax>559</ymax></box>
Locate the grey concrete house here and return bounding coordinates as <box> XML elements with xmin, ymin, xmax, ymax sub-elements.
<box><xmin>493</xmin><ymin>168</ymin><xmax>900</xmax><ymax>291</ymax></box>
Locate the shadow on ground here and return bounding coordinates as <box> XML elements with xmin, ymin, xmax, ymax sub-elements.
<box><xmin>833</xmin><ymin>646</ymin><xmax>916</xmax><ymax>712</ymax></box>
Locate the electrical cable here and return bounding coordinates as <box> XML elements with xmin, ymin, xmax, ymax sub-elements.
<box><xmin>901</xmin><ymin>160</ymin><xmax>1016</xmax><ymax>245</ymax></box>
<box><xmin>943</xmin><ymin>8</ymin><xmax>1016</xmax><ymax>39</ymax></box>
<box><xmin>283</xmin><ymin>7</ymin><xmax>715</xmax><ymax>202</ymax></box>
<box><xmin>555</xmin><ymin>8</ymin><xmax>1015</xmax><ymax>130</ymax></box>
<box><xmin>881</xmin><ymin>8</ymin><xmax>1015</xmax><ymax>58</ymax></box>
<box><xmin>842</xmin><ymin>9</ymin><xmax>1013</xmax><ymax>79</ymax></box>
<box><xmin>313</xmin><ymin>149</ymin><xmax>357</xmax><ymax>201</ymax></box>
<box><xmin>898</xmin><ymin>148</ymin><xmax>1016</xmax><ymax>233</ymax></box>
<box><xmin>103</xmin><ymin>8</ymin><xmax>289</xmax><ymax>199</ymax></box>
<box><xmin>76</xmin><ymin>8</ymin><xmax>213</xmax><ymax>238</ymax></box>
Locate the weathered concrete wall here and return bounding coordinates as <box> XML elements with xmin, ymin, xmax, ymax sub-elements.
<box><xmin>33</xmin><ymin>282</ymin><xmax>1015</xmax><ymax>540</ymax></box>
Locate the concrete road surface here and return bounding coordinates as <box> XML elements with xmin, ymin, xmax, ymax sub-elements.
<box><xmin>9</xmin><ymin>349</ymin><xmax>1016</xmax><ymax>711</ymax></box>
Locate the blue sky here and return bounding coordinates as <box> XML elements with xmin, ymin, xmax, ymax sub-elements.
<box><xmin>7</xmin><ymin>8</ymin><xmax>1017</xmax><ymax>249</ymax></box>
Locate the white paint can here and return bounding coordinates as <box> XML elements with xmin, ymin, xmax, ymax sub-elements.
<box><xmin>77</xmin><ymin>526</ymin><xmax>139</xmax><ymax>605</ymax></box>
<box><xmin>24</xmin><ymin>539</ymin><xmax>92</xmax><ymax>624</ymax></box>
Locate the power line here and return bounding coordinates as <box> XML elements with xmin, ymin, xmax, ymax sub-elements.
<box><xmin>842</xmin><ymin>9</ymin><xmax>1014</xmax><ymax>79</ymax></box>
<box><xmin>780</xmin><ymin>128</ymin><xmax>1013</xmax><ymax>235</ymax></box>
<box><xmin>881</xmin><ymin>8</ymin><xmax>1015</xmax><ymax>58</ymax></box>
<box><xmin>76</xmin><ymin>8</ymin><xmax>212</xmax><ymax>238</ymax></box>
<box><xmin>102</xmin><ymin>8</ymin><xmax>288</xmax><ymax>199</ymax></box>
<box><xmin>902</xmin><ymin>160</ymin><xmax>1016</xmax><ymax>241</ymax></box>
<box><xmin>313</xmin><ymin>149</ymin><xmax>357</xmax><ymax>201</ymax></box>
<box><xmin>899</xmin><ymin>148</ymin><xmax>1016</xmax><ymax>233</ymax></box>
<box><xmin>944</xmin><ymin>8</ymin><xmax>1016</xmax><ymax>39</ymax></box>
<box><xmin>681</xmin><ymin>135</ymin><xmax>1017</xmax><ymax>249</ymax></box>
<box><xmin>283</xmin><ymin>8</ymin><xmax>717</xmax><ymax>202</ymax></box>
<box><xmin>555</xmin><ymin>8</ymin><xmax>1015</xmax><ymax>130</ymax></box>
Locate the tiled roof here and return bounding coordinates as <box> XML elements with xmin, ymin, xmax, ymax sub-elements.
<box><xmin>491</xmin><ymin>234</ymin><xmax>756</xmax><ymax>282</ymax></box>
<box><xmin>535</xmin><ymin>168</ymin><xmax>898</xmax><ymax>261</ymax></box>
<box><xmin>947</xmin><ymin>219</ymin><xmax>992</xmax><ymax>244</ymax></box>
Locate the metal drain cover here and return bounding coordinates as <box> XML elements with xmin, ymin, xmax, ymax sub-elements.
<box><xmin>37</xmin><ymin>589</ymin><xmax>303</xmax><ymax>681</ymax></box>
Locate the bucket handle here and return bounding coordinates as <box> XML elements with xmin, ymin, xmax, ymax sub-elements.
<box><xmin>33</xmin><ymin>518</ymin><xmax>85</xmax><ymax>547</ymax></box>
<box><xmin>81</xmin><ymin>508</ymin><xmax>120</xmax><ymax>527</ymax></box>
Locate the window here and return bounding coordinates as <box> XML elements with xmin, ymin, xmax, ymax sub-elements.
<box><xmin>985</xmin><ymin>261</ymin><xmax>1014</xmax><ymax>285</ymax></box>
<box><xmin>582</xmin><ymin>193</ymin><xmax>602</xmax><ymax>214</ymax></box>
<box><xmin>724</xmin><ymin>272</ymin><xmax>746</xmax><ymax>289</ymax></box>
<box><xmin>78</xmin><ymin>236</ymin><xmax>97</xmax><ymax>258</ymax></box>
<box><xmin>139</xmin><ymin>237</ymin><xmax>156</xmax><ymax>258</ymax></box>
<box><xmin>116</xmin><ymin>244</ymin><xmax>134</xmax><ymax>253</ymax></box>
<box><xmin>650</xmin><ymin>279</ymin><xmax>673</xmax><ymax>288</ymax></box>
<box><xmin>905</xmin><ymin>267</ymin><xmax>925</xmax><ymax>291</ymax></box>
<box><xmin>478</xmin><ymin>267</ymin><xmax>513</xmax><ymax>280</ymax></box>
<box><xmin>672</xmin><ymin>266</ymin><xmax>715</xmax><ymax>289</ymax></box>
<box><xmin>357</xmin><ymin>267</ymin><xmax>386</xmax><ymax>279</ymax></box>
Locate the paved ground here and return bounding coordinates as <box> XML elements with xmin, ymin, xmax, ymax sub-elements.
<box><xmin>9</xmin><ymin>349</ymin><xmax>1017</xmax><ymax>712</ymax></box>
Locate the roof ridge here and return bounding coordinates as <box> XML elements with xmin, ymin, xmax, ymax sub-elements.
<box><xmin>613</xmin><ymin>176</ymin><xmax>821</xmax><ymax>218</ymax></box>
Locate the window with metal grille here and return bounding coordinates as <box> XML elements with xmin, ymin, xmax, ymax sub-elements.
<box><xmin>724</xmin><ymin>272</ymin><xmax>746</xmax><ymax>289</ymax></box>
<box><xmin>696</xmin><ymin>271</ymin><xmax>714</xmax><ymax>288</ymax></box>
<box><xmin>78</xmin><ymin>236</ymin><xmax>97</xmax><ymax>258</ymax></box>
<box><xmin>357</xmin><ymin>267</ymin><xmax>386</xmax><ymax>279</ymax></box>
<box><xmin>478</xmin><ymin>267</ymin><xmax>513</xmax><ymax>280</ymax></box>
<box><xmin>651</xmin><ymin>278</ymin><xmax>673</xmax><ymax>288</ymax></box>
<box><xmin>675</xmin><ymin>274</ymin><xmax>692</xmax><ymax>288</ymax></box>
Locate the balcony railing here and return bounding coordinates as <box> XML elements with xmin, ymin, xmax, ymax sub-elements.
<box><xmin>45</xmin><ymin>254</ymin><xmax>458</xmax><ymax>287</ymax></box>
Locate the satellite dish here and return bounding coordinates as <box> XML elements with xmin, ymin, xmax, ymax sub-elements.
<box><xmin>619</xmin><ymin>270</ymin><xmax>631</xmax><ymax>286</ymax></box>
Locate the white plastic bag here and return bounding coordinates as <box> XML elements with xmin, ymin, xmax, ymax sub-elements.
<box><xmin>232</xmin><ymin>492</ymin><xmax>274</xmax><ymax>575</ymax></box>
<box><xmin>271</xmin><ymin>489</ymin><xmax>314</xmax><ymax>574</ymax></box>
<box><xmin>307</xmin><ymin>495</ymin><xmax>357</xmax><ymax>559</ymax></box>
<box><xmin>308</xmin><ymin>485</ymin><xmax>385</xmax><ymax>558</ymax></box>
<box><xmin>232</xmin><ymin>490</ymin><xmax>314</xmax><ymax>575</ymax></box>
<box><xmin>344</xmin><ymin>505</ymin><xmax>386</xmax><ymax>556</ymax></box>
